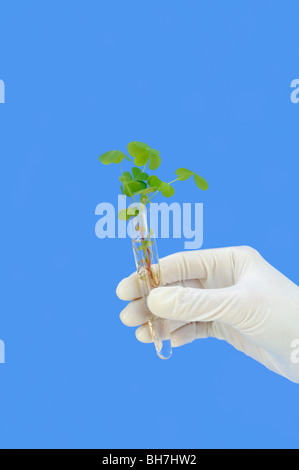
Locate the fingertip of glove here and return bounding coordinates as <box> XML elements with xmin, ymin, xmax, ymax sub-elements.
<box><xmin>116</xmin><ymin>273</ymin><xmax>139</xmax><ymax>300</ymax></box>
<box><xmin>135</xmin><ymin>324</ymin><xmax>153</xmax><ymax>343</ymax></box>
<box><xmin>116</xmin><ymin>279</ymin><xmax>126</xmax><ymax>300</ymax></box>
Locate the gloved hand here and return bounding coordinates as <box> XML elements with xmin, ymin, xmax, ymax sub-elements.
<box><xmin>116</xmin><ymin>246</ymin><xmax>299</xmax><ymax>383</ymax></box>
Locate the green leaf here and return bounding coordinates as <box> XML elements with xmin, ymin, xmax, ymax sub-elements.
<box><xmin>127</xmin><ymin>207</ymin><xmax>139</xmax><ymax>217</ymax></box>
<box><xmin>123</xmin><ymin>184</ymin><xmax>134</xmax><ymax>197</ymax></box>
<box><xmin>138</xmin><ymin>172</ymin><xmax>149</xmax><ymax>181</ymax></box>
<box><xmin>117</xmin><ymin>209</ymin><xmax>130</xmax><ymax>221</ymax></box>
<box><xmin>135</xmin><ymin>181</ymin><xmax>147</xmax><ymax>192</ymax></box>
<box><xmin>159</xmin><ymin>182</ymin><xmax>175</xmax><ymax>197</ymax></box>
<box><xmin>147</xmin><ymin>175</ymin><xmax>161</xmax><ymax>188</ymax></box>
<box><xmin>123</xmin><ymin>180</ymin><xmax>147</xmax><ymax>197</ymax></box>
<box><xmin>137</xmin><ymin>240</ymin><xmax>153</xmax><ymax>251</ymax></box>
<box><xmin>123</xmin><ymin>180</ymin><xmax>137</xmax><ymax>197</ymax></box>
<box><xmin>134</xmin><ymin>154</ymin><xmax>150</xmax><ymax>167</ymax></box>
<box><xmin>117</xmin><ymin>207</ymin><xmax>139</xmax><ymax>221</ymax></box>
<box><xmin>99</xmin><ymin>150</ymin><xmax>129</xmax><ymax>165</ymax></box>
<box><xmin>131</xmin><ymin>168</ymin><xmax>149</xmax><ymax>182</ymax></box>
<box><xmin>175</xmin><ymin>168</ymin><xmax>193</xmax><ymax>181</ymax></box>
<box><xmin>132</xmin><ymin>167</ymin><xmax>141</xmax><ymax>179</ymax></box>
<box><xmin>120</xmin><ymin>185</ymin><xmax>125</xmax><ymax>196</ymax></box>
<box><xmin>127</xmin><ymin>141</ymin><xmax>151</xmax><ymax>157</ymax></box>
<box><xmin>119</xmin><ymin>171</ymin><xmax>133</xmax><ymax>183</ymax></box>
<box><xmin>149</xmin><ymin>151</ymin><xmax>161</xmax><ymax>170</ymax></box>
<box><xmin>127</xmin><ymin>141</ymin><xmax>151</xmax><ymax>167</ymax></box>
<box><xmin>193</xmin><ymin>173</ymin><xmax>208</xmax><ymax>191</ymax></box>
<box><xmin>120</xmin><ymin>172</ymin><xmax>147</xmax><ymax>196</ymax></box>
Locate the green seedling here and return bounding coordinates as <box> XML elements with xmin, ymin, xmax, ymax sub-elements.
<box><xmin>99</xmin><ymin>141</ymin><xmax>208</xmax><ymax>221</ymax></box>
<box><xmin>99</xmin><ymin>141</ymin><xmax>208</xmax><ymax>282</ymax></box>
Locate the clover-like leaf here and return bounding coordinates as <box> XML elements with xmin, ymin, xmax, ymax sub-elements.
<box><xmin>175</xmin><ymin>168</ymin><xmax>193</xmax><ymax>181</ymax></box>
<box><xmin>138</xmin><ymin>172</ymin><xmax>149</xmax><ymax>181</ymax></box>
<box><xmin>193</xmin><ymin>173</ymin><xmax>208</xmax><ymax>191</ymax></box>
<box><xmin>149</xmin><ymin>150</ymin><xmax>161</xmax><ymax>170</ymax></box>
<box><xmin>117</xmin><ymin>209</ymin><xmax>130</xmax><ymax>221</ymax></box>
<box><xmin>123</xmin><ymin>185</ymin><xmax>133</xmax><ymax>197</ymax></box>
<box><xmin>99</xmin><ymin>150</ymin><xmax>130</xmax><ymax>165</ymax></box>
<box><xmin>118</xmin><ymin>207</ymin><xmax>139</xmax><ymax>221</ymax></box>
<box><xmin>135</xmin><ymin>181</ymin><xmax>147</xmax><ymax>192</ymax></box>
<box><xmin>147</xmin><ymin>175</ymin><xmax>161</xmax><ymax>189</ymax></box>
<box><xmin>123</xmin><ymin>180</ymin><xmax>147</xmax><ymax>197</ymax></box>
<box><xmin>127</xmin><ymin>141</ymin><xmax>151</xmax><ymax>167</ymax></box>
<box><xmin>127</xmin><ymin>207</ymin><xmax>140</xmax><ymax>217</ymax></box>
<box><xmin>131</xmin><ymin>167</ymin><xmax>149</xmax><ymax>182</ymax></box>
<box><xmin>159</xmin><ymin>182</ymin><xmax>175</xmax><ymax>197</ymax></box>
<box><xmin>127</xmin><ymin>141</ymin><xmax>151</xmax><ymax>158</ymax></box>
<box><xmin>132</xmin><ymin>167</ymin><xmax>141</xmax><ymax>179</ymax></box>
<box><xmin>119</xmin><ymin>171</ymin><xmax>133</xmax><ymax>184</ymax></box>
<box><xmin>122</xmin><ymin>180</ymin><xmax>137</xmax><ymax>197</ymax></box>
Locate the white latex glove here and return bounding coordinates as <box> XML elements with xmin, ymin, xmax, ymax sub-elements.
<box><xmin>117</xmin><ymin>246</ymin><xmax>299</xmax><ymax>383</ymax></box>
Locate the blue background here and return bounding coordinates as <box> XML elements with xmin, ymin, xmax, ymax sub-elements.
<box><xmin>0</xmin><ymin>0</ymin><xmax>298</xmax><ymax>449</ymax></box>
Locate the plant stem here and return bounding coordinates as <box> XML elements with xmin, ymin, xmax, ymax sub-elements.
<box><xmin>144</xmin><ymin>178</ymin><xmax>182</xmax><ymax>205</ymax></box>
<box><xmin>144</xmin><ymin>189</ymin><xmax>159</xmax><ymax>205</ymax></box>
<box><xmin>167</xmin><ymin>177</ymin><xmax>180</xmax><ymax>185</ymax></box>
<box><xmin>142</xmin><ymin>153</ymin><xmax>150</xmax><ymax>173</ymax></box>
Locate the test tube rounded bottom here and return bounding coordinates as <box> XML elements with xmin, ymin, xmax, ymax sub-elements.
<box><xmin>149</xmin><ymin>313</ymin><xmax>172</xmax><ymax>360</ymax></box>
<box><xmin>155</xmin><ymin>339</ymin><xmax>172</xmax><ymax>360</ymax></box>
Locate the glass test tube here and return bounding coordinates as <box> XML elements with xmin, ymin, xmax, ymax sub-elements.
<box><xmin>131</xmin><ymin>206</ymin><xmax>172</xmax><ymax>360</ymax></box>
